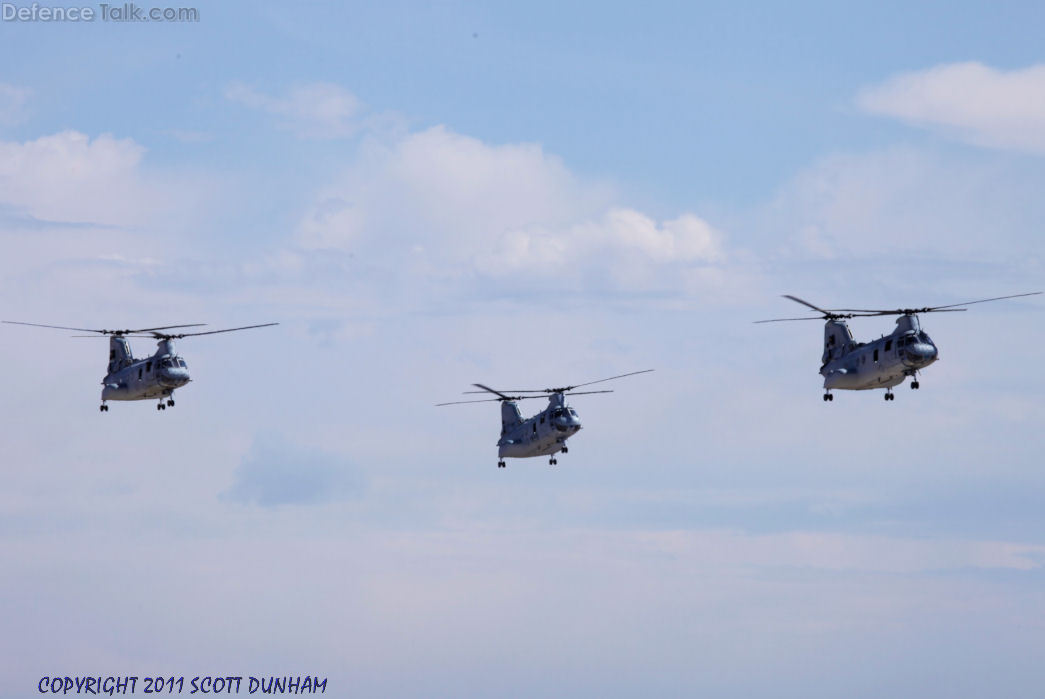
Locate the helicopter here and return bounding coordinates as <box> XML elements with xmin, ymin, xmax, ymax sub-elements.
<box><xmin>437</xmin><ymin>370</ymin><xmax>653</xmax><ymax>467</ymax></box>
<box><xmin>755</xmin><ymin>293</ymin><xmax>1041</xmax><ymax>401</ymax></box>
<box><xmin>2</xmin><ymin>321</ymin><xmax>278</xmax><ymax>411</ymax></box>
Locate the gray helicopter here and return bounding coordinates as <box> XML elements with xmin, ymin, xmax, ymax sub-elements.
<box><xmin>438</xmin><ymin>370</ymin><xmax>653</xmax><ymax>467</ymax></box>
<box><xmin>756</xmin><ymin>293</ymin><xmax>1041</xmax><ymax>401</ymax></box>
<box><xmin>2</xmin><ymin>321</ymin><xmax>277</xmax><ymax>411</ymax></box>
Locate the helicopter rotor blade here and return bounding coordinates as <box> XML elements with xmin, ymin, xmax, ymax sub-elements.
<box><xmin>762</xmin><ymin>291</ymin><xmax>1040</xmax><ymax>323</ymax></box>
<box><xmin>921</xmin><ymin>291</ymin><xmax>1043</xmax><ymax>311</ymax></box>
<box><xmin>464</xmin><ymin>369</ymin><xmax>654</xmax><ymax>395</ymax></box>
<box><xmin>552</xmin><ymin>369</ymin><xmax>655</xmax><ymax>392</ymax></box>
<box><xmin>562</xmin><ymin>389</ymin><xmax>614</xmax><ymax>396</ymax></box>
<box><xmin>436</xmin><ymin>395</ymin><xmax>544</xmax><ymax>406</ymax></box>
<box><xmin>471</xmin><ymin>383</ymin><xmax>515</xmax><ymax>400</ymax></box>
<box><xmin>754</xmin><ymin>316</ymin><xmax>836</xmax><ymax>324</ymax></box>
<box><xmin>781</xmin><ymin>295</ymin><xmax>835</xmax><ymax>315</ymax></box>
<box><xmin>3</xmin><ymin>321</ymin><xmax>206</xmax><ymax>335</ymax></box>
<box><xmin>149</xmin><ymin>323</ymin><xmax>279</xmax><ymax>339</ymax></box>
<box><xmin>823</xmin><ymin>293</ymin><xmax>1040</xmax><ymax>315</ymax></box>
<box><xmin>462</xmin><ymin>388</ymin><xmax>549</xmax><ymax>394</ymax></box>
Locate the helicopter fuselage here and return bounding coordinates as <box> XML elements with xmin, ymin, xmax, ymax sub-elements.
<box><xmin>100</xmin><ymin>337</ymin><xmax>191</xmax><ymax>402</ymax></box>
<box><xmin>497</xmin><ymin>393</ymin><xmax>582</xmax><ymax>459</ymax></box>
<box><xmin>821</xmin><ymin>314</ymin><xmax>938</xmax><ymax>391</ymax></box>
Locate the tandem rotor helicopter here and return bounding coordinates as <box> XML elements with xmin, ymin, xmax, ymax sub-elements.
<box><xmin>438</xmin><ymin>370</ymin><xmax>653</xmax><ymax>467</ymax></box>
<box><xmin>2</xmin><ymin>321</ymin><xmax>278</xmax><ymax>411</ymax></box>
<box><xmin>756</xmin><ymin>293</ymin><xmax>1041</xmax><ymax>401</ymax></box>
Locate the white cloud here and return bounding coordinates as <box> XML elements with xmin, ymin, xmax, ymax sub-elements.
<box><xmin>762</xmin><ymin>145</ymin><xmax>1045</xmax><ymax>263</ymax></box>
<box><xmin>0</xmin><ymin>130</ymin><xmax>188</xmax><ymax>226</ymax></box>
<box><xmin>296</xmin><ymin>125</ymin><xmax>732</xmax><ymax>296</ymax></box>
<box><xmin>0</xmin><ymin>83</ymin><xmax>31</xmax><ymax>126</ymax></box>
<box><xmin>857</xmin><ymin>62</ymin><xmax>1045</xmax><ymax>154</ymax></box>
<box><xmin>225</xmin><ymin>82</ymin><xmax>363</xmax><ymax>139</ymax></box>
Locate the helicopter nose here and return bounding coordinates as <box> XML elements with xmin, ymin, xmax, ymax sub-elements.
<box><xmin>161</xmin><ymin>368</ymin><xmax>190</xmax><ymax>387</ymax></box>
<box><xmin>908</xmin><ymin>343</ymin><xmax>938</xmax><ymax>365</ymax></box>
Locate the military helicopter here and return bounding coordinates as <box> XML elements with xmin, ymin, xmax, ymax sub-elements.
<box><xmin>2</xmin><ymin>321</ymin><xmax>278</xmax><ymax>411</ymax></box>
<box><xmin>437</xmin><ymin>370</ymin><xmax>653</xmax><ymax>467</ymax></box>
<box><xmin>756</xmin><ymin>293</ymin><xmax>1041</xmax><ymax>401</ymax></box>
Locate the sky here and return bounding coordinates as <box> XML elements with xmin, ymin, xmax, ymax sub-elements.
<box><xmin>1</xmin><ymin>1</ymin><xmax>1044</xmax><ymax>696</ymax></box>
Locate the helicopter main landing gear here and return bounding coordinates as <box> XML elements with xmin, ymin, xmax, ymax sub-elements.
<box><xmin>823</xmin><ymin>391</ymin><xmax>834</xmax><ymax>402</ymax></box>
<box><xmin>99</xmin><ymin>403</ymin><xmax>109</xmax><ymax>412</ymax></box>
<box><xmin>549</xmin><ymin>456</ymin><xmax>558</xmax><ymax>465</ymax></box>
<box><xmin>497</xmin><ymin>460</ymin><xmax>505</xmax><ymax>468</ymax></box>
<box><xmin>884</xmin><ymin>389</ymin><xmax>895</xmax><ymax>401</ymax></box>
<box><xmin>561</xmin><ymin>446</ymin><xmax>568</xmax><ymax>453</ymax></box>
<box><xmin>905</xmin><ymin>370</ymin><xmax>920</xmax><ymax>390</ymax></box>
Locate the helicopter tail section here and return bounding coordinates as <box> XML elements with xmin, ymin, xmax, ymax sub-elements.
<box><xmin>107</xmin><ymin>336</ymin><xmax>134</xmax><ymax>373</ymax></box>
<box><xmin>500</xmin><ymin>401</ymin><xmax>523</xmax><ymax>435</ymax></box>
<box><xmin>822</xmin><ymin>320</ymin><xmax>854</xmax><ymax>364</ymax></box>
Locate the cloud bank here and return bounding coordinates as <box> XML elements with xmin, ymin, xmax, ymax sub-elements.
<box><xmin>858</xmin><ymin>62</ymin><xmax>1045</xmax><ymax>155</ymax></box>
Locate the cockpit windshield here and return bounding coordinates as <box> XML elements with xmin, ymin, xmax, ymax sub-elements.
<box><xmin>917</xmin><ymin>331</ymin><xmax>933</xmax><ymax>346</ymax></box>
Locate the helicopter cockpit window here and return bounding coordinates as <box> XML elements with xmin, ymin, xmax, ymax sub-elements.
<box><xmin>918</xmin><ymin>332</ymin><xmax>933</xmax><ymax>345</ymax></box>
<box><xmin>568</xmin><ymin>409</ymin><xmax>577</xmax><ymax>417</ymax></box>
<box><xmin>178</xmin><ymin>359</ymin><xmax>187</xmax><ymax>368</ymax></box>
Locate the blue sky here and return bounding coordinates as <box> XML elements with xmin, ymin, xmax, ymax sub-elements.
<box><xmin>2</xmin><ymin>1</ymin><xmax>1044</xmax><ymax>696</ymax></box>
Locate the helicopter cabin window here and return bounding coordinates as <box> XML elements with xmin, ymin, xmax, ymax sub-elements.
<box><xmin>532</xmin><ymin>423</ymin><xmax>537</xmax><ymax>435</ymax></box>
<box><xmin>137</xmin><ymin>367</ymin><xmax>143</xmax><ymax>380</ymax></box>
<box><xmin>540</xmin><ymin>415</ymin><xmax>545</xmax><ymax>424</ymax></box>
<box><xmin>885</xmin><ymin>339</ymin><xmax>892</xmax><ymax>352</ymax></box>
<box><xmin>178</xmin><ymin>359</ymin><xmax>187</xmax><ymax>368</ymax></box>
<box><xmin>873</xmin><ymin>349</ymin><xmax>878</xmax><ymax>363</ymax></box>
<box><xmin>828</xmin><ymin>335</ymin><xmax>836</xmax><ymax>346</ymax></box>
<box><xmin>146</xmin><ymin>361</ymin><xmax>152</xmax><ymax>373</ymax></box>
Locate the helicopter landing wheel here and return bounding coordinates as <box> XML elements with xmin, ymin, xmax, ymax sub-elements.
<box><xmin>823</xmin><ymin>392</ymin><xmax>833</xmax><ymax>402</ymax></box>
<box><xmin>549</xmin><ymin>457</ymin><xmax>558</xmax><ymax>465</ymax></box>
<box><xmin>157</xmin><ymin>402</ymin><xmax>166</xmax><ymax>411</ymax></box>
<box><xmin>99</xmin><ymin>404</ymin><xmax>108</xmax><ymax>412</ymax></box>
<box><xmin>884</xmin><ymin>391</ymin><xmax>894</xmax><ymax>401</ymax></box>
<box><xmin>167</xmin><ymin>399</ymin><xmax>175</xmax><ymax>407</ymax></box>
<box><xmin>497</xmin><ymin>460</ymin><xmax>505</xmax><ymax>468</ymax></box>
<box><xmin>911</xmin><ymin>381</ymin><xmax>919</xmax><ymax>390</ymax></box>
<box><xmin>561</xmin><ymin>446</ymin><xmax>568</xmax><ymax>454</ymax></box>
